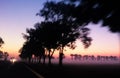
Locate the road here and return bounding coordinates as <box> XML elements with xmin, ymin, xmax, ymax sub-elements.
<box><xmin>0</xmin><ymin>61</ymin><xmax>44</xmax><ymax>78</ymax></box>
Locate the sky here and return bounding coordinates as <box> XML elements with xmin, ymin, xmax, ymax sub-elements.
<box><xmin>0</xmin><ymin>0</ymin><xmax>119</xmax><ymax>59</ymax></box>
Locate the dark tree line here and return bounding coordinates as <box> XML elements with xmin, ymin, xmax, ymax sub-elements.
<box><xmin>19</xmin><ymin>0</ymin><xmax>119</xmax><ymax>66</ymax></box>
<box><xmin>70</xmin><ymin>54</ymin><xmax>118</xmax><ymax>61</ymax></box>
<box><xmin>19</xmin><ymin>21</ymin><xmax>91</xmax><ymax>66</ymax></box>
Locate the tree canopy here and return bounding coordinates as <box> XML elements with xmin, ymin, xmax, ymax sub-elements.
<box><xmin>39</xmin><ymin>0</ymin><xmax>120</xmax><ymax>33</ymax></box>
<box><xmin>19</xmin><ymin>0</ymin><xmax>120</xmax><ymax>65</ymax></box>
<box><xmin>19</xmin><ymin>21</ymin><xmax>92</xmax><ymax>65</ymax></box>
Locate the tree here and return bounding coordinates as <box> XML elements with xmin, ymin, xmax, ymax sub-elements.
<box><xmin>19</xmin><ymin>42</ymin><xmax>33</xmax><ymax>62</ymax></box>
<box><xmin>75</xmin><ymin>0</ymin><xmax>119</xmax><ymax>32</ymax></box>
<box><xmin>3</xmin><ymin>52</ymin><xmax>9</xmax><ymax>61</ymax></box>
<box><xmin>36</xmin><ymin>1</ymin><xmax>92</xmax><ymax>66</ymax></box>
<box><xmin>0</xmin><ymin>37</ymin><xmax>4</xmax><ymax>47</ymax></box>
<box><xmin>0</xmin><ymin>51</ymin><xmax>9</xmax><ymax>61</ymax></box>
<box><xmin>20</xmin><ymin>20</ymin><xmax>91</xmax><ymax>66</ymax></box>
<box><xmin>37</xmin><ymin>0</ymin><xmax>120</xmax><ymax>65</ymax></box>
<box><xmin>0</xmin><ymin>37</ymin><xmax>4</xmax><ymax>61</ymax></box>
<box><xmin>41</xmin><ymin>22</ymin><xmax>91</xmax><ymax>66</ymax></box>
<box><xmin>0</xmin><ymin>51</ymin><xmax>3</xmax><ymax>60</ymax></box>
<box><xmin>19</xmin><ymin>24</ymin><xmax>47</xmax><ymax>63</ymax></box>
<box><xmin>20</xmin><ymin>0</ymin><xmax>97</xmax><ymax>66</ymax></box>
<box><xmin>19</xmin><ymin>38</ymin><xmax>45</xmax><ymax>63</ymax></box>
<box><xmin>40</xmin><ymin>0</ymin><xmax>119</xmax><ymax>33</ymax></box>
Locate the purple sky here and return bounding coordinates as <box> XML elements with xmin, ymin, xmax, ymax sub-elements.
<box><xmin>0</xmin><ymin>0</ymin><xmax>119</xmax><ymax>58</ymax></box>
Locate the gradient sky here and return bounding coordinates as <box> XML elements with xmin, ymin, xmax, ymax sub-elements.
<box><xmin>0</xmin><ymin>0</ymin><xmax>119</xmax><ymax>58</ymax></box>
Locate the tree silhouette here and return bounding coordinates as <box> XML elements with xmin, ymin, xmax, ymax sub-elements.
<box><xmin>3</xmin><ymin>52</ymin><xmax>9</xmax><ymax>61</ymax></box>
<box><xmin>0</xmin><ymin>51</ymin><xmax>3</xmax><ymax>60</ymax></box>
<box><xmin>19</xmin><ymin>20</ymin><xmax>91</xmax><ymax>66</ymax></box>
<box><xmin>19</xmin><ymin>42</ymin><xmax>33</xmax><ymax>62</ymax></box>
<box><xmin>0</xmin><ymin>51</ymin><xmax>9</xmax><ymax>61</ymax></box>
<box><xmin>36</xmin><ymin>0</ymin><xmax>120</xmax><ymax>65</ymax></box>
<box><xmin>23</xmin><ymin>0</ymin><xmax>120</xmax><ymax>66</ymax></box>
<box><xmin>0</xmin><ymin>37</ymin><xmax>4</xmax><ymax>61</ymax></box>
<box><xmin>39</xmin><ymin>0</ymin><xmax>119</xmax><ymax>33</ymax></box>
<box><xmin>36</xmin><ymin>1</ymin><xmax>93</xmax><ymax>66</ymax></box>
<box><xmin>19</xmin><ymin>35</ymin><xmax>45</xmax><ymax>63</ymax></box>
<box><xmin>0</xmin><ymin>37</ymin><xmax>4</xmax><ymax>47</ymax></box>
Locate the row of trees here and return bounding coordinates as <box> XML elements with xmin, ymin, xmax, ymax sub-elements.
<box><xmin>70</xmin><ymin>54</ymin><xmax>118</xmax><ymax>61</ymax></box>
<box><xmin>19</xmin><ymin>21</ymin><xmax>92</xmax><ymax>66</ymax></box>
<box><xmin>19</xmin><ymin>1</ymin><xmax>92</xmax><ymax>66</ymax></box>
<box><xmin>19</xmin><ymin>0</ymin><xmax>120</xmax><ymax>66</ymax></box>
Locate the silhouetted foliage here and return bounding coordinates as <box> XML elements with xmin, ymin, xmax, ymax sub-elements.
<box><xmin>0</xmin><ymin>37</ymin><xmax>4</xmax><ymax>60</ymax></box>
<box><xmin>19</xmin><ymin>38</ymin><xmax>45</xmax><ymax>63</ymax></box>
<box><xmin>0</xmin><ymin>51</ymin><xmax>9</xmax><ymax>61</ymax></box>
<box><xmin>36</xmin><ymin>0</ymin><xmax>119</xmax><ymax>65</ymax></box>
<box><xmin>70</xmin><ymin>53</ymin><xmax>118</xmax><ymax>61</ymax></box>
<box><xmin>0</xmin><ymin>37</ymin><xmax>4</xmax><ymax>47</ymax></box>
<box><xmin>19</xmin><ymin>0</ymin><xmax>95</xmax><ymax>66</ymax></box>
<box><xmin>19</xmin><ymin>20</ymin><xmax>91</xmax><ymax>65</ymax></box>
<box><xmin>0</xmin><ymin>51</ymin><xmax>3</xmax><ymax>59</ymax></box>
<box><xmin>39</xmin><ymin>0</ymin><xmax>120</xmax><ymax>33</ymax></box>
<box><xmin>37</xmin><ymin>1</ymin><xmax>93</xmax><ymax>66</ymax></box>
<box><xmin>19</xmin><ymin>42</ymin><xmax>32</xmax><ymax>61</ymax></box>
<box><xmin>3</xmin><ymin>52</ymin><xmax>9</xmax><ymax>61</ymax></box>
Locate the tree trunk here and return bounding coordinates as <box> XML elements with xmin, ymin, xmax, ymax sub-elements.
<box><xmin>59</xmin><ymin>46</ymin><xmax>64</xmax><ymax>66</ymax></box>
<box><xmin>43</xmin><ymin>55</ymin><xmax>46</xmax><ymax>64</ymax></box>
<box><xmin>48</xmin><ymin>50</ymin><xmax>51</xmax><ymax>65</ymax></box>
<box><xmin>38</xmin><ymin>56</ymin><xmax>41</xmax><ymax>63</ymax></box>
<box><xmin>28</xmin><ymin>56</ymin><xmax>31</xmax><ymax>63</ymax></box>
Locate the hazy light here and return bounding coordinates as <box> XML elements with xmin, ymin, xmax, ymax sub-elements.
<box><xmin>10</xmin><ymin>58</ymin><xmax>17</xmax><ymax>63</ymax></box>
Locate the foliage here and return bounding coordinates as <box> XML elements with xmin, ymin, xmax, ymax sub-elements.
<box><xmin>0</xmin><ymin>37</ymin><xmax>4</xmax><ymax>47</ymax></box>
<box><xmin>0</xmin><ymin>51</ymin><xmax>9</xmax><ymax>61</ymax></box>
<box><xmin>39</xmin><ymin>0</ymin><xmax>120</xmax><ymax>33</ymax></box>
<box><xmin>19</xmin><ymin>0</ymin><xmax>93</xmax><ymax>66</ymax></box>
<box><xmin>0</xmin><ymin>51</ymin><xmax>3</xmax><ymax>59</ymax></box>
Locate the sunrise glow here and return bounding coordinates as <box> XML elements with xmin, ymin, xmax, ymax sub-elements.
<box><xmin>0</xmin><ymin>0</ymin><xmax>119</xmax><ymax>59</ymax></box>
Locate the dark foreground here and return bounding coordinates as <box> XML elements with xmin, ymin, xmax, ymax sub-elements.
<box><xmin>0</xmin><ymin>61</ymin><xmax>120</xmax><ymax>78</ymax></box>
<box><xmin>28</xmin><ymin>63</ymin><xmax>120</xmax><ymax>78</ymax></box>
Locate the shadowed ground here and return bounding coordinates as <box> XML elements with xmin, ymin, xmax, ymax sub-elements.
<box><xmin>27</xmin><ymin>62</ymin><xmax>120</xmax><ymax>78</ymax></box>
<box><xmin>0</xmin><ymin>61</ymin><xmax>120</xmax><ymax>78</ymax></box>
<box><xmin>0</xmin><ymin>61</ymin><xmax>38</xmax><ymax>78</ymax></box>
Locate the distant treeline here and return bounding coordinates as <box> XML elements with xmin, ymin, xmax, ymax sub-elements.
<box><xmin>70</xmin><ymin>54</ymin><xmax>118</xmax><ymax>61</ymax></box>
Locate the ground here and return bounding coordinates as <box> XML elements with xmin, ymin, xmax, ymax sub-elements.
<box><xmin>0</xmin><ymin>61</ymin><xmax>120</xmax><ymax>78</ymax></box>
